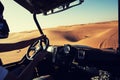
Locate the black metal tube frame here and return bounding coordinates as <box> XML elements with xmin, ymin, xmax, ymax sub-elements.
<box><xmin>33</xmin><ymin>13</ymin><xmax>44</xmax><ymax>35</ymax></box>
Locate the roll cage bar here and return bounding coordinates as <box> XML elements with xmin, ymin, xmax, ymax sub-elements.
<box><xmin>14</xmin><ymin>0</ymin><xmax>84</xmax><ymax>15</ymax></box>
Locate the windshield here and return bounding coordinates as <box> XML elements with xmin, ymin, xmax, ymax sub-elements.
<box><xmin>0</xmin><ymin>0</ymin><xmax>118</xmax><ymax>64</ymax></box>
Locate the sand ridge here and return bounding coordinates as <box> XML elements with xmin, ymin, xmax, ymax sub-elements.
<box><xmin>0</xmin><ymin>20</ymin><xmax>118</xmax><ymax>64</ymax></box>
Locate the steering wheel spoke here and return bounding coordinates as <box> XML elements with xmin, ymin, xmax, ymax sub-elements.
<box><xmin>30</xmin><ymin>46</ymin><xmax>36</xmax><ymax>50</ymax></box>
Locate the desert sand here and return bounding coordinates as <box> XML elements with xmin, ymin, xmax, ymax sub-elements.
<box><xmin>0</xmin><ymin>20</ymin><xmax>118</xmax><ymax>64</ymax></box>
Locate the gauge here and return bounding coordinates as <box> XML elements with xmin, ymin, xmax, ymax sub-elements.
<box><xmin>78</xmin><ymin>49</ymin><xmax>85</xmax><ymax>59</ymax></box>
<box><xmin>64</xmin><ymin>44</ymin><xmax>71</xmax><ymax>54</ymax></box>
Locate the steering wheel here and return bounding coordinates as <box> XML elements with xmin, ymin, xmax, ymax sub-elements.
<box><xmin>26</xmin><ymin>35</ymin><xmax>49</xmax><ymax>60</ymax></box>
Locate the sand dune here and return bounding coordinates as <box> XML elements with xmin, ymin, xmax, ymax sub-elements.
<box><xmin>0</xmin><ymin>20</ymin><xmax>118</xmax><ymax>64</ymax></box>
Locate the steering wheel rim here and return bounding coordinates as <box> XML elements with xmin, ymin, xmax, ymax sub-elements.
<box><xmin>26</xmin><ymin>35</ymin><xmax>49</xmax><ymax>60</ymax></box>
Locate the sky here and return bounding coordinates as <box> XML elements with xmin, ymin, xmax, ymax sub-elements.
<box><xmin>1</xmin><ymin>0</ymin><xmax>118</xmax><ymax>32</ymax></box>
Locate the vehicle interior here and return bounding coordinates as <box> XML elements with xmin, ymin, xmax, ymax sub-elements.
<box><xmin>0</xmin><ymin>0</ymin><xmax>120</xmax><ymax>80</ymax></box>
